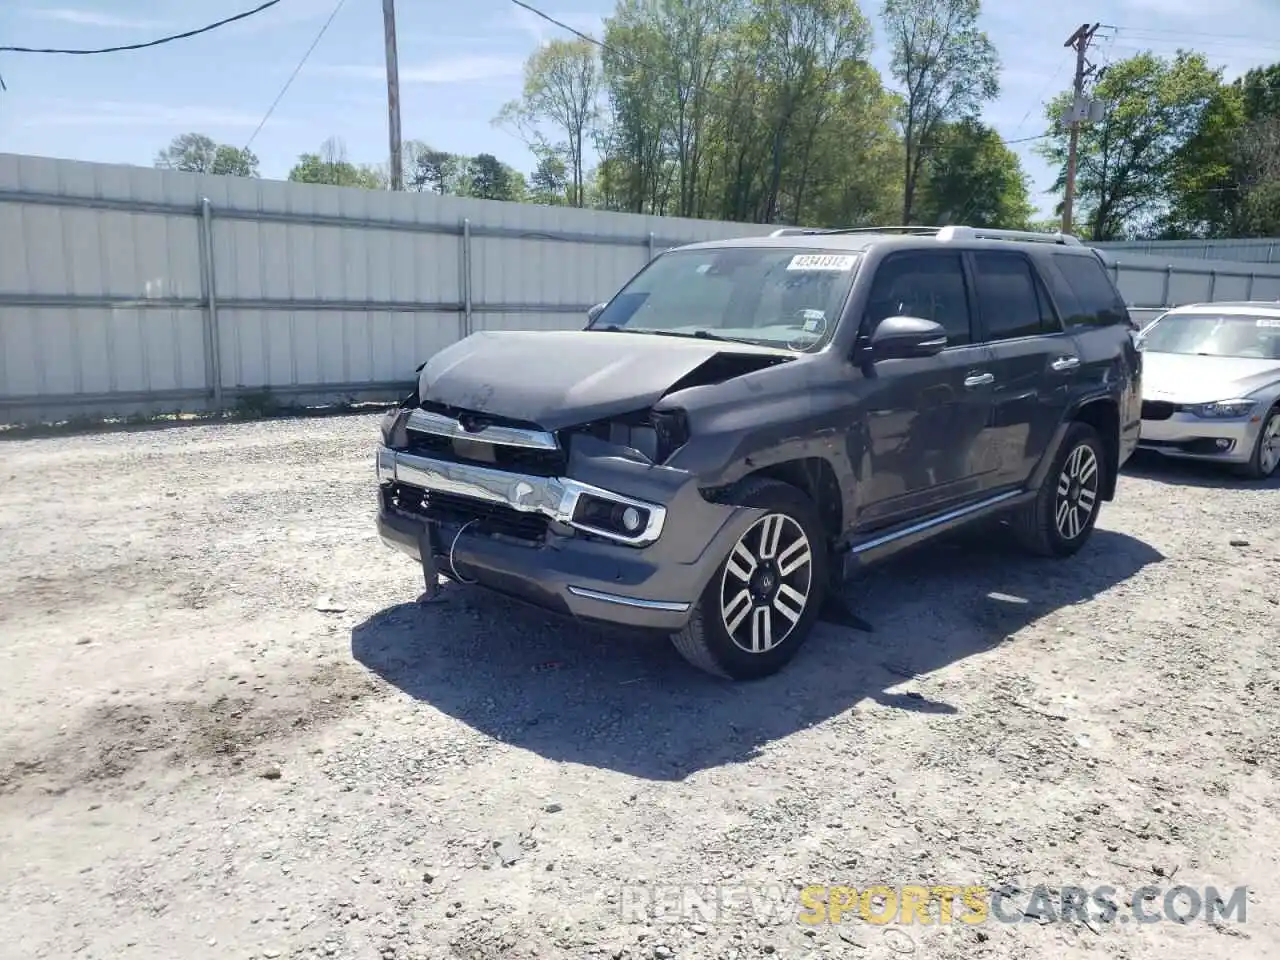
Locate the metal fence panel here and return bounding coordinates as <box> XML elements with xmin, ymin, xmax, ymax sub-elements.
<box><xmin>3</xmin><ymin>150</ymin><xmax>1278</xmax><ymax>424</ymax></box>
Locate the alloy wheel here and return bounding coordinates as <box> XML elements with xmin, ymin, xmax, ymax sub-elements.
<box><xmin>719</xmin><ymin>513</ymin><xmax>813</xmax><ymax>654</ymax></box>
<box><xmin>1055</xmin><ymin>443</ymin><xmax>1100</xmax><ymax>540</ymax></box>
<box><xmin>1260</xmin><ymin>412</ymin><xmax>1280</xmax><ymax>476</ymax></box>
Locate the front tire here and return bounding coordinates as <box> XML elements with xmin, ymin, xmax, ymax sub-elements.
<box><xmin>1236</xmin><ymin>404</ymin><xmax>1280</xmax><ymax>481</ymax></box>
<box><xmin>670</xmin><ymin>478</ymin><xmax>828</xmax><ymax>680</ymax></box>
<box><xmin>1011</xmin><ymin>421</ymin><xmax>1107</xmax><ymax>558</ymax></box>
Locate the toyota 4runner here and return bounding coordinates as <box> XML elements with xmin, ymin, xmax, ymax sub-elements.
<box><xmin>375</xmin><ymin>225</ymin><xmax>1142</xmax><ymax>680</ymax></box>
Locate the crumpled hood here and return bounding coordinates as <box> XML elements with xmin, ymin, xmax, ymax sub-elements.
<box><xmin>417</xmin><ymin>329</ymin><xmax>793</xmax><ymax>430</ymax></box>
<box><xmin>1142</xmin><ymin>351</ymin><xmax>1280</xmax><ymax>404</ymax></box>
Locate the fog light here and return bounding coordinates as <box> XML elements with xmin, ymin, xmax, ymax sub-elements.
<box><xmin>621</xmin><ymin>506</ymin><xmax>642</xmax><ymax>532</ymax></box>
<box><xmin>1216</xmin><ymin>438</ymin><xmax>1233</xmax><ymax>450</ymax></box>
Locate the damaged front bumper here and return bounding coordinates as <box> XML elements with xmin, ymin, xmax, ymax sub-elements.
<box><xmin>374</xmin><ymin>446</ymin><xmax>760</xmax><ymax>631</ymax></box>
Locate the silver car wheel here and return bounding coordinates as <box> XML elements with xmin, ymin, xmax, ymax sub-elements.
<box><xmin>719</xmin><ymin>513</ymin><xmax>813</xmax><ymax>654</ymax></box>
<box><xmin>1055</xmin><ymin>443</ymin><xmax>1100</xmax><ymax>540</ymax></box>
<box><xmin>1260</xmin><ymin>411</ymin><xmax>1280</xmax><ymax>476</ymax></box>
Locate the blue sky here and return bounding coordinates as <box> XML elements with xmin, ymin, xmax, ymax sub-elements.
<box><xmin>3</xmin><ymin>0</ymin><xmax>1280</xmax><ymax>218</ymax></box>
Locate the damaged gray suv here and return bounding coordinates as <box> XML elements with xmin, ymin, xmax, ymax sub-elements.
<box><xmin>376</xmin><ymin>225</ymin><xmax>1141</xmax><ymax>680</ymax></box>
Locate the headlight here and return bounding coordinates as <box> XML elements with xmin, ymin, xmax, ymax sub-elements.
<box><xmin>1187</xmin><ymin>399</ymin><xmax>1257</xmax><ymax>419</ymax></box>
<box><xmin>595</xmin><ymin>409</ymin><xmax>690</xmax><ymax>464</ymax></box>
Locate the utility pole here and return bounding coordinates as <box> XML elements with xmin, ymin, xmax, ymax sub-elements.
<box><xmin>381</xmin><ymin>0</ymin><xmax>403</xmax><ymax>191</ymax></box>
<box><xmin>1061</xmin><ymin>22</ymin><xmax>1100</xmax><ymax>235</ymax></box>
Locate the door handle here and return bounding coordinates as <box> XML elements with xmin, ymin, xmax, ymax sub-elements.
<box><xmin>964</xmin><ymin>372</ymin><xmax>995</xmax><ymax>388</ymax></box>
<box><xmin>1051</xmin><ymin>355</ymin><xmax>1081</xmax><ymax>372</ymax></box>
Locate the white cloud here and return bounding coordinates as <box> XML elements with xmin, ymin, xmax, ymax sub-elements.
<box><xmin>27</xmin><ymin>7</ymin><xmax>165</xmax><ymax>29</ymax></box>
<box><xmin>316</xmin><ymin>56</ymin><xmax>525</xmax><ymax>84</ymax></box>
<box><xmin>18</xmin><ymin>99</ymin><xmax>273</xmax><ymax>129</ymax></box>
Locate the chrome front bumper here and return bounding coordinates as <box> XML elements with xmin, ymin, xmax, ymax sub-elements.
<box><xmin>374</xmin><ymin>446</ymin><xmax>759</xmax><ymax>630</ymax></box>
<box><xmin>1138</xmin><ymin>411</ymin><xmax>1262</xmax><ymax>463</ymax></box>
<box><xmin>375</xmin><ymin>447</ymin><xmax>667</xmax><ymax>546</ymax></box>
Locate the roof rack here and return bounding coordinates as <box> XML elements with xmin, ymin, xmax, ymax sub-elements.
<box><xmin>767</xmin><ymin>224</ymin><xmax>1082</xmax><ymax>245</ymax></box>
<box><xmin>935</xmin><ymin>225</ymin><xmax>1081</xmax><ymax>246</ymax></box>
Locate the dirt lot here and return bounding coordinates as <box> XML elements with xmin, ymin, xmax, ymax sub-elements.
<box><xmin>1</xmin><ymin>414</ymin><xmax>1277</xmax><ymax>960</ymax></box>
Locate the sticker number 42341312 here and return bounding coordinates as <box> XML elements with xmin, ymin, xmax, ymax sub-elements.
<box><xmin>787</xmin><ymin>254</ymin><xmax>857</xmax><ymax>272</ymax></box>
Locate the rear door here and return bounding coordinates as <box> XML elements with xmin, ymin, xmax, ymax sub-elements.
<box><xmin>1043</xmin><ymin>251</ymin><xmax>1144</xmax><ymax>463</ymax></box>
<box><xmin>969</xmin><ymin>249</ymin><xmax>1079</xmax><ymax>488</ymax></box>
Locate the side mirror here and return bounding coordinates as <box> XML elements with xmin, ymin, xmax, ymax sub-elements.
<box><xmin>870</xmin><ymin>315</ymin><xmax>948</xmax><ymax>360</ymax></box>
<box><xmin>586</xmin><ymin>302</ymin><xmax>607</xmax><ymax>324</ymax></box>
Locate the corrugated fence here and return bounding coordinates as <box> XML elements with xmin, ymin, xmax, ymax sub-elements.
<box><xmin>3</xmin><ymin>151</ymin><xmax>1280</xmax><ymax>424</ymax></box>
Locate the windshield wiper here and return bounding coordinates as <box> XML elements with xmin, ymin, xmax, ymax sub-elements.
<box><xmin>629</xmin><ymin>328</ymin><xmax>759</xmax><ymax>344</ymax></box>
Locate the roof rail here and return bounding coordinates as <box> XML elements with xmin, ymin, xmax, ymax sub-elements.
<box><xmin>766</xmin><ymin>224</ymin><xmax>1083</xmax><ymax>245</ymax></box>
<box><xmin>935</xmin><ymin>225</ymin><xmax>1082</xmax><ymax>245</ymax></box>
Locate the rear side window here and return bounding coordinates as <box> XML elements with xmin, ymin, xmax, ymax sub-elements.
<box><xmin>1051</xmin><ymin>253</ymin><xmax>1130</xmax><ymax>328</ymax></box>
<box><xmin>971</xmin><ymin>251</ymin><xmax>1061</xmax><ymax>340</ymax></box>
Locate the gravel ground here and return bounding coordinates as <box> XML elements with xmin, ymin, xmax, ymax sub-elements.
<box><xmin>1</xmin><ymin>413</ymin><xmax>1277</xmax><ymax>960</ymax></box>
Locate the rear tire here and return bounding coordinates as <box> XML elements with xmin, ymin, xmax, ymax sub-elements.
<box><xmin>1235</xmin><ymin>404</ymin><xmax>1280</xmax><ymax>481</ymax></box>
<box><xmin>1011</xmin><ymin>421</ymin><xmax>1107</xmax><ymax>558</ymax></box>
<box><xmin>670</xmin><ymin>477</ymin><xmax>828</xmax><ymax>680</ymax></box>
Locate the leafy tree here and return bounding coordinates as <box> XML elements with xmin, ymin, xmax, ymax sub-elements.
<box><xmin>880</xmin><ymin>0</ymin><xmax>1000</xmax><ymax>223</ymax></box>
<box><xmin>595</xmin><ymin>0</ymin><xmax>893</xmax><ymax>226</ymax></box>
<box><xmin>467</xmin><ymin>153</ymin><xmax>521</xmax><ymax>201</ymax></box>
<box><xmin>529</xmin><ymin>152</ymin><xmax>569</xmax><ymax>205</ymax></box>
<box><xmin>1038</xmin><ymin>51</ymin><xmax>1226</xmax><ymax>240</ymax></box>
<box><xmin>287</xmin><ymin>137</ymin><xmax>385</xmax><ymax>189</ymax></box>
<box><xmin>915</xmin><ymin>119</ymin><xmax>1032</xmax><ymax>228</ymax></box>
<box><xmin>496</xmin><ymin>38</ymin><xmax>600</xmax><ymax>207</ymax></box>
<box><xmin>155</xmin><ymin>133</ymin><xmax>259</xmax><ymax>177</ymax></box>
<box><xmin>406</xmin><ymin>142</ymin><xmax>465</xmax><ymax>194</ymax></box>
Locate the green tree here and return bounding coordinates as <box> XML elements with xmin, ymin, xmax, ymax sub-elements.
<box><xmin>467</xmin><ymin>153</ymin><xmax>520</xmax><ymax>201</ymax></box>
<box><xmin>496</xmin><ymin>38</ymin><xmax>600</xmax><ymax>207</ymax></box>
<box><xmin>155</xmin><ymin>133</ymin><xmax>259</xmax><ymax>177</ymax></box>
<box><xmin>915</xmin><ymin>119</ymin><xmax>1032</xmax><ymax>228</ymax></box>
<box><xmin>287</xmin><ymin>137</ymin><xmax>385</xmax><ymax>189</ymax></box>
<box><xmin>406</xmin><ymin>143</ymin><xmax>464</xmax><ymax>194</ymax></box>
<box><xmin>1038</xmin><ymin>51</ymin><xmax>1226</xmax><ymax>240</ymax></box>
<box><xmin>595</xmin><ymin>0</ymin><xmax>894</xmax><ymax>226</ymax></box>
<box><xmin>529</xmin><ymin>152</ymin><xmax>569</xmax><ymax>205</ymax></box>
<box><xmin>881</xmin><ymin>0</ymin><xmax>1000</xmax><ymax>224</ymax></box>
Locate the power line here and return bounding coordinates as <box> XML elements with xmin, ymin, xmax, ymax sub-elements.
<box><xmin>508</xmin><ymin>0</ymin><xmax>616</xmax><ymax>55</ymax></box>
<box><xmin>0</xmin><ymin>0</ymin><xmax>284</xmax><ymax>55</ymax></box>
<box><xmin>243</xmin><ymin>0</ymin><xmax>349</xmax><ymax>151</ymax></box>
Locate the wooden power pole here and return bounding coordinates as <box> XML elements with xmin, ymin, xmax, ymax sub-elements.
<box><xmin>1061</xmin><ymin>22</ymin><xmax>1100</xmax><ymax>235</ymax></box>
<box><xmin>382</xmin><ymin>0</ymin><xmax>403</xmax><ymax>191</ymax></box>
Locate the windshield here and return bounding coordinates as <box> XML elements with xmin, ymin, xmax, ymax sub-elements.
<box><xmin>1141</xmin><ymin>312</ymin><xmax>1280</xmax><ymax>359</ymax></box>
<box><xmin>590</xmin><ymin>247</ymin><xmax>861</xmax><ymax>351</ymax></box>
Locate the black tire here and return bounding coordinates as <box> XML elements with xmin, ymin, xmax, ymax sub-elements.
<box><xmin>670</xmin><ymin>477</ymin><xmax>828</xmax><ymax>681</ymax></box>
<box><xmin>1235</xmin><ymin>404</ymin><xmax>1280</xmax><ymax>481</ymax></box>
<box><xmin>1011</xmin><ymin>421</ymin><xmax>1107</xmax><ymax>558</ymax></box>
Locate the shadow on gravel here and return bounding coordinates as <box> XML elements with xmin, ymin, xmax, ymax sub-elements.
<box><xmin>351</xmin><ymin>528</ymin><xmax>1164</xmax><ymax>781</ymax></box>
<box><xmin>1122</xmin><ymin>450</ymin><xmax>1280</xmax><ymax>490</ymax></box>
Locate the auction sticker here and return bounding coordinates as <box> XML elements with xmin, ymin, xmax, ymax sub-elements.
<box><xmin>787</xmin><ymin>254</ymin><xmax>857</xmax><ymax>272</ymax></box>
<box><xmin>1256</xmin><ymin>317</ymin><xmax>1280</xmax><ymax>327</ymax></box>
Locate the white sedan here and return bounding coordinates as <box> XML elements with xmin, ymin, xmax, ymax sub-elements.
<box><xmin>1136</xmin><ymin>301</ymin><xmax>1280</xmax><ymax>480</ymax></box>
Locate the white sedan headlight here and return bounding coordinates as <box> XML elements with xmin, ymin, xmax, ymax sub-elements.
<box><xmin>1187</xmin><ymin>399</ymin><xmax>1257</xmax><ymax>419</ymax></box>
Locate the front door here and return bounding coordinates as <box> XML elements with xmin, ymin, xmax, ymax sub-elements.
<box><xmin>856</xmin><ymin>250</ymin><xmax>998</xmax><ymax>530</ymax></box>
<box><xmin>970</xmin><ymin>250</ymin><xmax>1080</xmax><ymax>489</ymax></box>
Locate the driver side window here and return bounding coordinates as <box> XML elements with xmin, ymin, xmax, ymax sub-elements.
<box><xmin>865</xmin><ymin>252</ymin><xmax>973</xmax><ymax>346</ymax></box>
